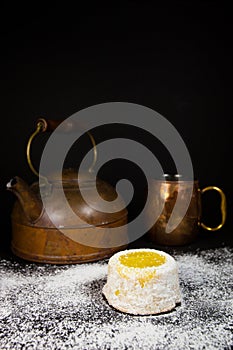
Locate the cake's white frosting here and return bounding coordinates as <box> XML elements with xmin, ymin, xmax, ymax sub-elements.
<box><xmin>103</xmin><ymin>248</ymin><xmax>181</xmax><ymax>315</ymax></box>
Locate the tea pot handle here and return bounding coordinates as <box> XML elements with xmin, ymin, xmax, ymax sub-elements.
<box><xmin>26</xmin><ymin>118</ymin><xmax>97</xmax><ymax>177</ymax></box>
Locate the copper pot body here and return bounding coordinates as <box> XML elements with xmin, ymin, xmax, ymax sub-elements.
<box><xmin>10</xmin><ymin>170</ymin><xmax>128</xmax><ymax>264</ymax></box>
<box><xmin>11</xmin><ymin>220</ymin><xmax>127</xmax><ymax>264</ymax></box>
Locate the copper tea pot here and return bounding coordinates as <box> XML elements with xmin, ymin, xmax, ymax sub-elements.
<box><xmin>7</xmin><ymin>118</ymin><xmax>128</xmax><ymax>264</ymax></box>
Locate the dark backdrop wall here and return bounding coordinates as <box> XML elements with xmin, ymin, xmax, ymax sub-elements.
<box><xmin>0</xmin><ymin>1</ymin><xmax>232</xmax><ymax>250</ymax></box>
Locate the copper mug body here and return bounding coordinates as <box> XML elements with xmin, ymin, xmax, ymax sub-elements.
<box><xmin>146</xmin><ymin>177</ymin><xmax>226</xmax><ymax>246</ymax></box>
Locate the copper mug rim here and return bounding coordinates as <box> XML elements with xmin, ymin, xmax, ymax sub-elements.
<box><xmin>152</xmin><ymin>174</ymin><xmax>199</xmax><ymax>184</ymax></box>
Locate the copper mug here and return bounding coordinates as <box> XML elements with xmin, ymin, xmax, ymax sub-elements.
<box><xmin>146</xmin><ymin>175</ymin><xmax>226</xmax><ymax>246</ymax></box>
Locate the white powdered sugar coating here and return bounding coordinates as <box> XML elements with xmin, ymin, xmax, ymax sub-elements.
<box><xmin>103</xmin><ymin>249</ymin><xmax>181</xmax><ymax>315</ymax></box>
<box><xmin>0</xmin><ymin>247</ymin><xmax>232</xmax><ymax>350</ymax></box>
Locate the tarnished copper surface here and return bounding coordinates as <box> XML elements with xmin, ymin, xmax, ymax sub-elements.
<box><xmin>7</xmin><ymin>117</ymin><xmax>128</xmax><ymax>264</ymax></box>
<box><xmin>145</xmin><ymin>178</ymin><xmax>226</xmax><ymax>246</ymax></box>
<box><xmin>146</xmin><ymin>180</ymin><xmax>202</xmax><ymax>246</ymax></box>
<box><xmin>8</xmin><ymin>169</ymin><xmax>128</xmax><ymax>263</ymax></box>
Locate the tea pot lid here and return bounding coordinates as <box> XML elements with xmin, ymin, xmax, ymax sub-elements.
<box><xmin>45</xmin><ymin>168</ymin><xmax>96</xmax><ymax>186</ymax></box>
<box><xmin>35</xmin><ymin>168</ymin><xmax>128</xmax><ymax>229</ymax></box>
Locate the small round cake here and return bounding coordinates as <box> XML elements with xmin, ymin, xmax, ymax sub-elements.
<box><xmin>102</xmin><ymin>248</ymin><xmax>181</xmax><ymax>315</ymax></box>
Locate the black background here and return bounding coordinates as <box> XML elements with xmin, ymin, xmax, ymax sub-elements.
<box><xmin>0</xmin><ymin>1</ymin><xmax>232</xmax><ymax>252</ymax></box>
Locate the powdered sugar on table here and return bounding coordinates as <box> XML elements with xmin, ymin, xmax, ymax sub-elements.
<box><xmin>0</xmin><ymin>247</ymin><xmax>232</xmax><ymax>349</ymax></box>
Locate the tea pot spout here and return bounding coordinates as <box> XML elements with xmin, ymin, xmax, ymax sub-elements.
<box><xmin>7</xmin><ymin>176</ymin><xmax>42</xmax><ymax>223</ymax></box>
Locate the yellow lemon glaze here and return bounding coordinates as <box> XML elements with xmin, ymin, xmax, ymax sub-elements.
<box><xmin>119</xmin><ymin>251</ymin><xmax>166</xmax><ymax>268</ymax></box>
<box><xmin>138</xmin><ymin>271</ymin><xmax>156</xmax><ymax>288</ymax></box>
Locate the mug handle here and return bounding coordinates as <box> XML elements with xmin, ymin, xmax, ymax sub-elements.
<box><xmin>200</xmin><ymin>186</ymin><xmax>227</xmax><ymax>231</ymax></box>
